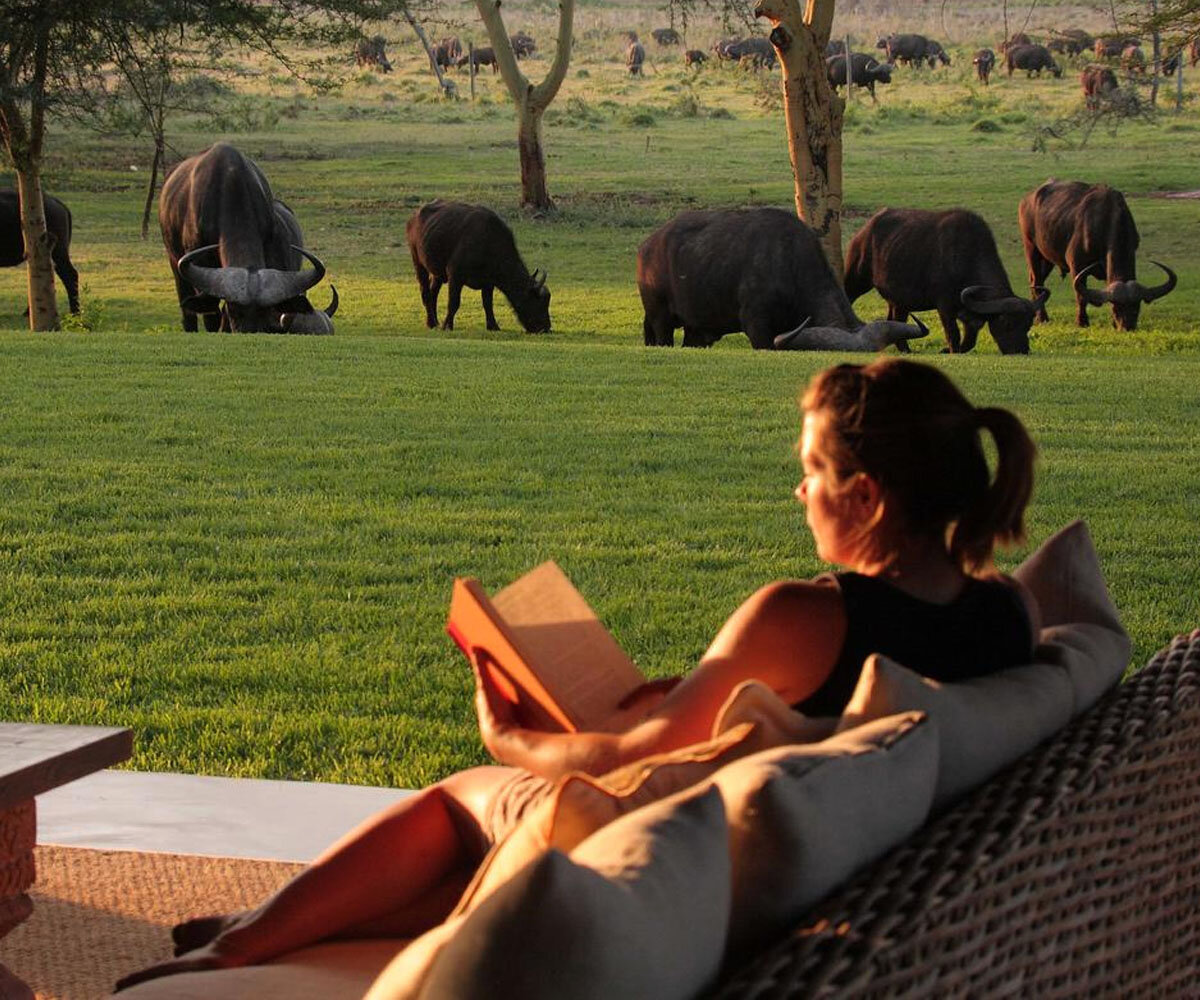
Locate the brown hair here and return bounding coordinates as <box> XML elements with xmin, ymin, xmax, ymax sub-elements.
<box><xmin>801</xmin><ymin>359</ymin><xmax>1036</xmax><ymax>572</ymax></box>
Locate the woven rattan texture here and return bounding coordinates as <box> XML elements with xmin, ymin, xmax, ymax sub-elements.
<box><xmin>712</xmin><ymin>631</ymin><xmax>1200</xmax><ymax>999</ymax></box>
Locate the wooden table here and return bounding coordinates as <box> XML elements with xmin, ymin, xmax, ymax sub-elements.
<box><xmin>0</xmin><ymin>723</ymin><xmax>133</xmax><ymax>999</ymax></box>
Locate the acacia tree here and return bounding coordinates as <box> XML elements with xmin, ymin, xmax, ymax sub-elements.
<box><xmin>754</xmin><ymin>0</ymin><xmax>845</xmax><ymax>278</ymax></box>
<box><xmin>474</xmin><ymin>0</ymin><xmax>575</xmax><ymax>211</ymax></box>
<box><xmin>1</xmin><ymin>0</ymin><xmax>410</xmax><ymax>330</ymax></box>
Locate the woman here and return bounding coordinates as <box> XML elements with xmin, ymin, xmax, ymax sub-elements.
<box><xmin>117</xmin><ymin>358</ymin><xmax>1039</xmax><ymax>990</ymax></box>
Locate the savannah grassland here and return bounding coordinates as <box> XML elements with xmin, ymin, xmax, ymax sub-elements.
<box><xmin>1</xmin><ymin>0</ymin><xmax>1198</xmax><ymax>786</ymax></box>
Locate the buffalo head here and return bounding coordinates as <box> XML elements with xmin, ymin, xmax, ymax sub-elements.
<box><xmin>960</xmin><ymin>285</ymin><xmax>1050</xmax><ymax>354</ymax></box>
<box><xmin>179</xmin><ymin>244</ymin><xmax>335</xmax><ymax>334</ymax></box>
<box><xmin>1074</xmin><ymin>260</ymin><xmax>1177</xmax><ymax>331</ymax></box>
<box><xmin>516</xmin><ymin>268</ymin><xmax>552</xmax><ymax>333</ymax></box>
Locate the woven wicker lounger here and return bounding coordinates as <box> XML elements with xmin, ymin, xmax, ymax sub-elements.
<box><xmin>711</xmin><ymin>630</ymin><xmax>1200</xmax><ymax>998</ymax></box>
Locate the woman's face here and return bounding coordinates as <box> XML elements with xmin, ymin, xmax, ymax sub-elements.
<box><xmin>796</xmin><ymin>411</ymin><xmax>863</xmax><ymax>565</ymax></box>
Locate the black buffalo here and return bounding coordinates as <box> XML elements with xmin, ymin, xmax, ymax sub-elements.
<box><xmin>844</xmin><ymin>208</ymin><xmax>1047</xmax><ymax>354</ymax></box>
<box><xmin>652</xmin><ymin>28</ymin><xmax>681</xmax><ymax>46</ymax></box>
<box><xmin>456</xmin><ymin>47</ymin><xmax>498</xmax><ymax>72</ymax></box>
<box><xmin>1163</xmin><ymin>50</ymin><xmax>1182</xmax><ymax>75</ymax></box>
<box><xmin>511</xmin><ymin>31</ymin><xmax>536</xmax><ymax>58</ymax></box>
<box><xmin>1081</xmin><ymin>64</ymin><xmax>1118</xmax><ymax>106</ymax></box>
<box><xmin>720</xmin><ymin>37</ymin><xmax>776</xmax><ymax>68</ymax></box>
<box><xmin>876</xmin><ymin>33</ymin><xmax>946</xmax><ymax>68</ymax></box>
<box><xmin>827</xmin><ymin>53</ymin><xmax>893</xmax><ymax>99</ymax></box>
<box><xmin>637</xmin><ymin>208</ymin><xmax>928</xmax><ymax>351</ymax></box>
<box><xmin>1048</xmin><ymin>29</ymin><xmax>1093</xmax><ymax>57</ymax></box>
<box><xmin>354</xmin><ymin>35</ymin><xmax>392</xmax><ymax>72</ymax></box>
<box><xmin>627</xmin><ymin>41</ymin><xmax>645</xmax><ymax>75</ymax></box>
<box><xmin>1006</xmin><ymin>43</ymin><xmax>1062</xmax><ymax>77</ymax></box>
<box><xmin>973</xmin><ymin>48</ymin><xmax>996</xmax><ymax>84</ymax></box>
<box><xmin>159</xmin><ymin>143</ymin><xmax>336</xmax><ymax>334</ymax></box>
<box><xmin>0</xmin><ymin>190</ymin><xmax>80</xmax><ymax>314</ymax></box>
<box><xmin>1018</xmin><ymin>179</ymin><xmax>1176</xmax><ymax>331</ymax></box>
<box><xmin>1095</xmin><ymin>36</ymin><xmax>1139</xmax><ymax>60</ymax></box>
<box><xmin>684</xmin><ymin>49</ymin><xmax>707</xmax><ymax>68</ymax></box>
<box><xmin>406</xmin><ymin>200</ymin><xmax>551</xmax><ymax>333</ymax></box>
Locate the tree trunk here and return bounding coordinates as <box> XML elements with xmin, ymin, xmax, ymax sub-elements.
<box><xmin>402</xmin><ymin>8</ymin><xmax>456</xmax><ymax>97</ymax></box>
<box><xmin>16</xmin><ymin>168</ymin><xmax>59</xmax><ymax>330</ymax></box>
<box><xmin>0</xmin><ymin>19</ymin><xmax>58</xmax><ymax>330</ymax></box>
<box><xmin>141</xmin><ymin>137</ymin><xmax>163</xmax><ymax>239</ymax></box>
<box><xmin>755</xmin><ymin>0</ymin><xmax>845</xmax><ymax>279</ymax></box>
<box><xmin>475</xmin><ymin>0</ymin><xmax>575</xmax><ymax>211</ymax></box>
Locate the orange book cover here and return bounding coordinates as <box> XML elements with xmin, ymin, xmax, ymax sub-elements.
<box><xmin>446</xmin><ymin>561</ymin><xmax>646</xmax><ymax>733</ymax></box>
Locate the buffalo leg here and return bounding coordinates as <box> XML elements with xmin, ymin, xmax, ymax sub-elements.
<box><xmin>413</xmin><ymin>262</ymin><xmax>438</xmax><ymax>328</ymax></box>
<box><xmin>203</xmin><ymin>311</ymin><xmax>222</xmax><ymax>332</ymax></box>
<box><xmin>886</xmin><ymin>304</ymin><xmax>912</xmax><ymax>353</ymax></box>
<box><xmin>442</xmin><ymin>280</ymin><xmax>462</xmax><ymax>331</ymax></box>
<box><xmin>937</xmin><ymin>303</ymin><xmax>963</xmax><ymax>353</ymax></box>
<box><xmin>644</xmin><ymin>313</ymin><xmax>674</xmax><ymax>346</ymax></box>
<box><xmin>53</xmin><ymin>253</ymin><xmax>80</xmax><ymax>314</ymax></box>
<box><xmin>1023</xmin><ymin>246</ymin><xmax>1053</xmax><ymax>324</ymax></box>
<box><xmin>681</xmin><ymin>327</ymin><xmax>710</xmax><ymax>347</ymax></box>
<box><xmin>1066</xmin><ymin>268</ymin><xmax>1091</xmax><ymax>327</ymax></box>
<box><xmin>960</xmin><ymin>319</ymin><xmax>984</xmax><ymax>353</ymax></box>
<box><xmin>173</xmin><ymin>274</ymin><xmax>199</xmax><ymax>332</ymax></box>
<box><xmin>481</xmin><ymin>287</ymin><xmax>500</xmax><ymax>331</ymax></box>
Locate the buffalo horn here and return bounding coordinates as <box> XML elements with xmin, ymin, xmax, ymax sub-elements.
<box><xmin>1072</xmin><ymin>262</ymin><xmax>1110</xmax><ymax>305</ymax></box>
<box><xmin>961</xmin><ymin>285</ymin><xmax>1035</xmax><ymax>316</ymax></box>
<box><xmin>771</xmin><ymin>317</ymin><xmax>810</xmax><ymax>350</ymax></box>
<box><xmin>775</xmin><ymin>316</ymin><xmax>929</xmax><ymax>352</ymax></box>
<box><xmin>531</xmin><ymin>268</ymin><xmax>547</xmax><ymax>290</ymax></box>
<box><xmin>324</xmin><ymin>284</ymin><xmax>339</xmax><ymax>317</ymax></box>
<box><xmin>1131</xmin><ymin>260</ymin><xmax>1178</xmax><ymax>303</ymax></box>
<box><xmin>178</xmin><ymin>243</ymin><xmax>326</xmax><ymax>306</ymax></box>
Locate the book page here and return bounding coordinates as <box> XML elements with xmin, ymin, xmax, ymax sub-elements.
<box><xmin>485</xmin><ymin>562</ymin><xmax>645</xmax><ymax>731</ymax></box>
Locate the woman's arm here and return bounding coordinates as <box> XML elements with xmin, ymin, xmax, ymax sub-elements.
<box><xmin>474</xmin><ymin>579</ymin><xmax>847</xmax><ymax>781</ymax></box>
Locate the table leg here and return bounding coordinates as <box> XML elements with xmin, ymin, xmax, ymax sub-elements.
<box><xmin>0</xmin><ymin>799</ymin><xmax>36</xmax><ymax>1000</ymax></box>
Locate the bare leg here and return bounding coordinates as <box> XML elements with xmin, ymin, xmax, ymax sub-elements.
<box><xmin>116</xmin><ymin>766</ymin><xmax>517</xmax><ymax>991</ymax></box>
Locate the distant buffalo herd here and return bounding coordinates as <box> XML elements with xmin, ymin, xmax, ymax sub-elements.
<box><xmin>1</xmin><ymin>20</ymin><xmax>1184</xmax><ymax>348</ymax></box>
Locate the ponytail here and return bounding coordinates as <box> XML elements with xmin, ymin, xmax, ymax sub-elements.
<box><xmin>950</xmin><ymin>407</ymin><xmax>1037</xmax><ymax>571</ymax></box>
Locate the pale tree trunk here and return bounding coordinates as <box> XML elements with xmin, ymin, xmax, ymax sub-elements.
<box><xmin>755</xmin><ymin>0</ymin><xmax>845</xmax><ymax>279</ymax></box>
<box><xmin>475</xmin><ymin>0</ymin><xmax>575</xmax><ymax>211</ymax></box>
<box><xmin>401</xmin><ymin>8</ymin><xmax>456</xmax><ymax>97</ymax></box>
<box><xmin>0</xmin><ymin>18</ymin><xmax>59</xmax><ymax>330</ymax></box>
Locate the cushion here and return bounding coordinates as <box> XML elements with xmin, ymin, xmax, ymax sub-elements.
<box><xmin>837</xmin><ymin>654</ymin><xmax>1074</xmax><ymax>811</ymax></box>
<box><xmin>453</xmin><ymin>720</ymin><xmax>761</xmax><ymax>917</ymax></box>
<box><xmin>712</xmin><ymin>679</ymin><xmax>839</xmax><ymax>745</ymax></box>
<box><xmin>369</xmin><ymin>784</ymin><xmax>731</xmax><ymax>1000</ymax></box>
<box><xmin>116</xmin><ymin>940</ymin><xmax>404</xmax><ymax>1000</ymax></box>
<box><xmin>1013</xmin><ymin>519</ymin><xmax>1132</xmax><ymax>713</ymax></box>
<box><xmin>708</xmin><ymin>711</ymin><xmax>937</xmax><ymax>960</ymax></box>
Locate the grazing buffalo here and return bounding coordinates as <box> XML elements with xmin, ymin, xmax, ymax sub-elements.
<box><xmin>875</xmin><ymin>33</ymin><xmax>945</xmax><ymax>68</ymax></box>
<box><xmin>1081</xmin><ymin>64</ymin><xmax>1118</xmax><ymax>105</ymax></box>
<box><xmin>973</xmin><ymin>48</ymin><xmax>996</xmax><ymax>84</ymax></box>
<box><xmin>354</xmin><ymin>35</ymin><xmax>392</xmax><ymax>72</ymax></box>
<box><xmin>0</xmin><ymin>190</ymin><xmax>80</xmax><ymax>314</ymax></box>
<box><xmin>1095</xmin><ymin>36</ymin><xmax>1138</xmax><ymax>60</ymax></box>
<box><xmin>651</xmin><ymin>28</ymin><xmax>681</xmax><ymax>46</ymax></box>
<box><xmin>457</xmin><ymin>47</ymin><xmax>498</xmax><ymax>72</ymax></box>
<box><xmin>827</xmin><ymin>53</ymin><xmax>893</xmax><ymax>100</ymax></box>
<box><xmin>511</xmin><ymin>31</ymin><xmax>536</xmax><ymax>58</ymax></box>
<box><xmin>626</xmin><ymin>41</ymin><xmax>645</xmax><ymax>74</ymax></box>
<box><xmin>723</xmin><ymin>37</ymin><xmax>776</xmax><ymax>68</ymax></box>
<box><xmin>1048</xmin><ymin>29</ymin><xmax>1093</xmax><ymax>57</ymax></box>
<box><xmin>1121</xmin><ymin>44</ymin><xmax>1147</xmax><ymax>74</ymax></box>
<box><xmin>999</xmin><ymin>32</ymin><xmax>1032</xmax><ymax>54</ymax></box>
<box><xmin>159</xmin><ymin>144</ymin><xmax>336</xmax><ymax>334</ymax></box>
<box><xmin>684</xmin><ymin>49</ymin><xmax>707</xmax><ymax>68</ymax></box>
<box><xmin>434</xmin><ymin>37</ymin><xmax>462</xmax><ymax>69</ymax></box>
<box><xmin>637</xmin><ymin>208</ymin><xmax>928</xmax><ymax>352</ymax></box>
<box><xmin>1019</xmin><ymin>180</ymin><xmax>1176</xmax><ymax>330</ymax></box>
<box><xmin>1006</xmin><ymin>43</ymin><xmax>1062</xmax><ymax>77</ymax></box>
<box><xmin>845</xmin><ymin>208</ymin><xmax>1046</xmax><ymax>354</ymax></box>
<box><xmin>406</xmin><ymin>201</ymin><xmax>551</xmax><ymax>333</ymax></box>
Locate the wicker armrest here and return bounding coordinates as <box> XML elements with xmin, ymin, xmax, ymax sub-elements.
<box><xmin>712</xmin><ymin>630</ymin><xmax>1200</xmax><ymax>998</ymax></box>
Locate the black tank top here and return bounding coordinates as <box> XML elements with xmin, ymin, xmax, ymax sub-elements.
<box><xmin>796</xmin><ymin>571</ymin><xmax>1035</xmax><ymax>718</ymax></box>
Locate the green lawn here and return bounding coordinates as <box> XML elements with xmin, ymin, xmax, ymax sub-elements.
<box><xmin>2</xmin><ymin>3</ymin><xmax>1199</xmax><ymax>786</ymax></box>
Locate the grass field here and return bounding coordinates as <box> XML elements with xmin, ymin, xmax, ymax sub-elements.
<box><xmin>2</xmin><ymin>1</ymin><xmax>1199</xmax><ymax>786</ymax></box>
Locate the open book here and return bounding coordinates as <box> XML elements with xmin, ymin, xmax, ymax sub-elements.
<box><xmin>446</xmin><ymin>561</ymin><xmax>647</xmax><ymax>733</ymax></box>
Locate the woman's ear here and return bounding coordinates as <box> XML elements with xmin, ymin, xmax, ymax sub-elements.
<box><xmin>846</xmin><ymin>471</ymin><xmax>883</xmax><ymax>519</ymax></box>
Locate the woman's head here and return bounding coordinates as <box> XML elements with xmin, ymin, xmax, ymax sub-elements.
<box><xmin>798</xmin><ymin>359</ymin><xmax>1036</xmax><ymax>572</ymax></box>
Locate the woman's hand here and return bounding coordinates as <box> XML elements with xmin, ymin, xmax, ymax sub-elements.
<box><xmin>471</xmin><ymin>654</ymin><xmax>531</xmax><ymax>765</ymax></box>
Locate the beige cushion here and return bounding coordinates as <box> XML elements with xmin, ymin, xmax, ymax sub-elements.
<box><xmin>713</xmin><ymin>679</ymin><xmax>839</xmax><ymax>745</ymax></box>
<box><xmin>709</xmin><ymin>712</ymin><xmax>937</xmax><ymax>959</ymax></box>
<box><xmin>374</xmin><ymin>784</ymin><xmax>731</xmax><ymax>1000</ymax></box>
<box><xmin>837</xmin><ymin>654</ymin><xmax>1073</xmax><ymax>811</ymax></box>
<box><xmin>115</xmin><ymin>940</ymin><xmax>403</xmax><ymax>1000</ymax></box>
<box><xmin>453</xmin><ymin>721</ymin><xmax>760</xmax><ymax>916</ymax></box>
<box><xmin>1013</xmin><ymin>519</ymin><xmax>1132</xmax><ymax>713</ymax></box>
